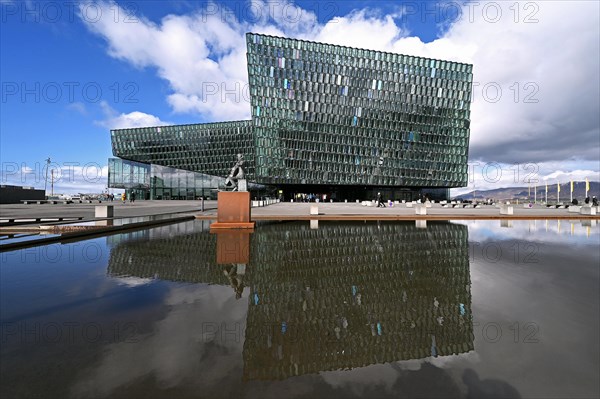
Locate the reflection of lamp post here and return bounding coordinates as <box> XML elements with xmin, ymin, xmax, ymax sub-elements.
<box><xmin>44</xmin><ymin>157</ymin><xmax>51</xmax><ymax>196</ymax></box>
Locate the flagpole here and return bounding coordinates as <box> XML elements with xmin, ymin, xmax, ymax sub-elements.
<box><xmin>570</xmin><ymin>180</ymin><xmax>573</xmax><ymax>203</ymax></box>
<box><xmin>557</xmin><ymin>181</ymin><xmax>560</xmax><ymax>204</ymax></box>
<box><xmin>534</xmin><ymin>183</ymin><xmax>537</xmax><ymax>203</ymax></box>
<box><xmin>585</xmin><ymin>177</ymin><xmax>589</xmax><ymax>198</ymax></box>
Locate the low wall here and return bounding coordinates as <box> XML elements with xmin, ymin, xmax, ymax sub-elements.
<box><xmin>0</xmin><ymin>185</ymin><xmax>45</xmax><ymax>204</ymax></box>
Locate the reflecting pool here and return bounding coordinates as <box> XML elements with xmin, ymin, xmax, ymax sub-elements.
<box><xmin>1</xmin><ymin>220</ymin><xmax>598</xmax><ymax>398</ymax></box>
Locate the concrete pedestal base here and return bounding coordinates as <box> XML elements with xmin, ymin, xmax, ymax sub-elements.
<box><xmin>580</xmin><ymin>206</ymin><xmax>597</xmax><ymax>215</ymax></box>
<box><xmin>210</xmin><ymin>191</ymin><xmax>255</xmax><ymax>229</ymax></box>
<box><xmin>95</xmin><ymin>205</ymin><xmax>113</xmax><ymax>218</ymax></box>
<box><xmin>500</xmin><ymin>205</ymin><xmax>514</xmax><ymax>215</ymax></box>
<box><xmin>415</xmin><ymin>205</ymin><xmax>427</xmax><ymax>215</ymax></box>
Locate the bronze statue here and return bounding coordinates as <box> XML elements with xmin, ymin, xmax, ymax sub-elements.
<box><xmin>225</xmin><ymin>153</ymin><xmax>245</xmax><ymax>191</ymax></box>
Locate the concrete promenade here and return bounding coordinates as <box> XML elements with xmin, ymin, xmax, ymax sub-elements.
<box><xmin>200</xmin><ymin>201</ymin><xmax>600</xmax><ymax>220</ymax></box>
<box><xmin>2</xmin><ymin>200</ymin><xmax>599</xmax><ymax>223</ymax></box>
<box><xmin>2</xmin><ymin>200</ymin><xmax>597</xmax><ymax>252</ymax></box>
<box><xmin>0</xmin><ymin>200</ymin><xmax>213</xmax><ymax>221</ymax></box>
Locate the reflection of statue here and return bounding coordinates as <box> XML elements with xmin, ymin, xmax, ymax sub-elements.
<box><xmin>223</xmin><ymin>264</ymin><xmax>245</xmax><ymax>299</ymax></box>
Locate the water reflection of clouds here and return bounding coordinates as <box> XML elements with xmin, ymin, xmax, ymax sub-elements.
<box><xmin>456</xmin><ymin>220</ymin><xmax>600</xmax><ymax>246</ymax></box>
<box><xmin>320</xmin><ymin>350</ymin><xmax>482</xmax><ymax>396</ymax></box>
<box><xmin>112</xmin><ymin>276</ymin><xmax>154</xmax><ymax>288</ymax></box>
<box><xmin>465</xmin><ymin>219</ymin><xmax>599</xmax><ymax>399</ymax></box>
<box><xmin>71</xmin><ymin>284</ymin><xmax>248</xmax><ymax>398</ymax></box>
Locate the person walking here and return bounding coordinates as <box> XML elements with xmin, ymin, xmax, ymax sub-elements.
<box><xmin>121</xmin><ymin>192</ymin><xmax>126</xmax><ymax>204</ymax></box>
<box><xmin>377</xmin><ymin>192</ymin><xmax>385</xmax><ymax>208</ymax></box>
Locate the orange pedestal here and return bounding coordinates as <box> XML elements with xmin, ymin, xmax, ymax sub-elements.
<box><xmin>210</xmin><ymin>191</ymin><xmax>255</xmax><ymax>229</ymax></box>
<box><xmin>212</xmin><ymin>230</ymin><xmax>251</xmax><ymax>264</ymax></box>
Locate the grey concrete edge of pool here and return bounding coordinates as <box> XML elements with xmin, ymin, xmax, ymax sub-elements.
<box><xmin>0</xmin><ymin>215</ymin><xmax>196</xmax><ymax>253</ymax></box>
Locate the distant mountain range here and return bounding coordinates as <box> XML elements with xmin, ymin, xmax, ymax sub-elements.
<box><xmin>454</xmin><ymin>181</ymin><xmax>599</xmax><ymax>201</ymax></box>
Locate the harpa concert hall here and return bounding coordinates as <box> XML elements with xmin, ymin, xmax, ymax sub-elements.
<box><xmin>108</xmin><ymin>33</ymin><xmax>473</xmax><ymax>201</ymax></box>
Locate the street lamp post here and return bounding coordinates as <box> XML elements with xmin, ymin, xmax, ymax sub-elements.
<box><xmin>44</xmin><ymin>157</ymin><xmax>51</xmax><ymax>197</ymax></box>
<box><xmin>51</xmin><ymin>169</ymin><xmax>55</xmax><ymax>196</ymax></box>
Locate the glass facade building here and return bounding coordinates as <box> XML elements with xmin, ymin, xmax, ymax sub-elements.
<box><xmin>111</xmin><ymin>120</ymin><xmax>254</xmax><ymax>180</ymax></box>
<box><xmin>109</xmin><ymin>33</ymin><xmax>473</xmax><ymax>200</ymax></box>
<box><xmin>247</xmin><ymin>34</ymin><xmax>472</xmax><ymax>189</ymax></box>
<box><xmin>108</xmin><ymin>158</ymin><xmax>225</xmax><ymax>200</ymax></box>
<box><xmin>109</xmin><ymin>120</ymin><xmax>254</xmax><ymax>199</ymax></box>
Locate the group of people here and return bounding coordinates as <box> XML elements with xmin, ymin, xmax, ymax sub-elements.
<box><xmin>377</xmin><ymin>192</ymin><xmax>429</xmax><ymax>207</ymax></box>
<box><xmin>572</xmin><ymin>196</ymin><xmax>598</xmax><ymax>206</ymax></box>
<box><xmin>124</xmin><ymin>192</ymin><xmax>136</xmax><ymax>203</ymax></box>
<box><xmin>108</xmin><ymin>192</ymin><xmax>136</xmax><ymax>203</ymax></box>
<box><xmin>102</xmin><ymin>192</ymin><xmax>134</xmax><ymax>202</ymax></box>
<box><xmin>295</xmin><ymin>193</ymin><xmax>328</xmax><ymax>202</ymax></box>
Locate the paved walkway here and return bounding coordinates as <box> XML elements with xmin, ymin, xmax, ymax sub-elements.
<box><xmin>2</xmin><ymin>200</ymin><xmax>597</xmax><ymax>252</ymax></box>
<box><xmin>199</xmin><ymin>201</ymin><xmax>600</xmax><ymax>220</ymax></box>
<box><xmin>1</xmin><ymin>201</ymin><xmax>209</xmax><ymax>251</ymax></box>
<box><xmin>1</xmin><ymin>200</ymin><xmax>598</xmax><ymax>223</ymax></box>
<box><xmin>0</xmin><ymin>200</ymin><xmax>213</xmax><ymax>221</ymax></box>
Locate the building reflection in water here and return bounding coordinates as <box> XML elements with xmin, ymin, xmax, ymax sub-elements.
<box><xmin>106</xmin><ymin>220</ymin><xmax>473</xmax><ymax>381</ymax></box>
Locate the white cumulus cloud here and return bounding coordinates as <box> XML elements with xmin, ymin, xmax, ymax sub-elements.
<box><xmin>96</xmin><ymin>101</ymin><xmax>171</xmax><ymax>129</ymax></box>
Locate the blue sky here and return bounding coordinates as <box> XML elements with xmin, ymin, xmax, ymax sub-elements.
<box><xmin>1</xmin><ymin>0</ymin><xmax>599</xmax><ymax>194</ymax></box>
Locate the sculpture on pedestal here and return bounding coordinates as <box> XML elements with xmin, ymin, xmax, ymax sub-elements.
<box><xmin>211</xmin><ymin>153</ymin><xmax>254</xmax><ymax>229</ymax></box>
<box><xmin>225</xmin><ymin>153</ymin><xmax>246</xmax><ymax>191</ymax></box>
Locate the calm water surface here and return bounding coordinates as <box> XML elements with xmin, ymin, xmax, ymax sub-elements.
<box><xmin>1</xmin><ymin>220</ymin><xmax>598</xmax><ymax>398</ymax></box>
